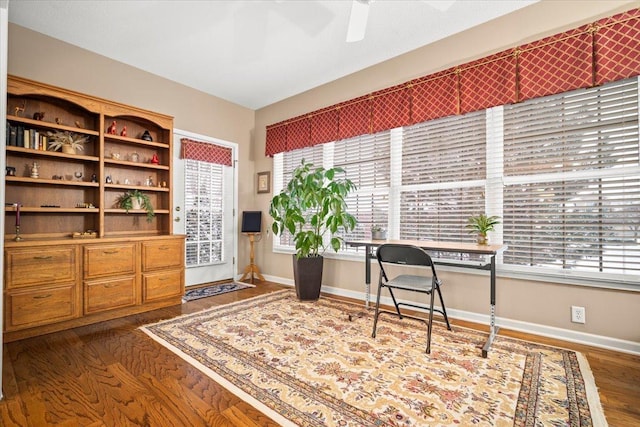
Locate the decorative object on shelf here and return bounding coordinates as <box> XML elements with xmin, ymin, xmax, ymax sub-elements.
<box><xmin>91</xmin><ymin>173</ymin><xmax>97</xmax><ymax>183</ymax></box>
<box><xmin>107</xmin><ymin>121</ymin><xmax>117</xmax><ymax>134</ymax></box>
<box><xmin>116</xmin><ymin>189</ymin><xmax>155</xmax><ymax>222</ymax></box>
<box><xmin>47</xmin><ymin>131</ymin><xmax>88</xmax><ymax>154</ymax></box>
<box><xmin>74</xmin><ymin>120</ymin><xmax>83</xmax><ymax>128</ymax></box>
<box><xmin>161</xmin><ymin>181</ymin><xmax>167</xmax><ymax>188</ymax></box>
<box><xmin>75</xmin><ymin>202</ymin><xmax>95</xmax><ymax>208</ymax></box>
<box><xmin>111</xmin><ymin>152</ymin><xmax>120</xmax><ymax>160</ymax></box>
<box><xmin>51</xmin><ymin>175</ymin><xmax>63</xmax><ymax>180</ymax></box>
<box><xmin>72</xmin><ymin>230</ymin><xmax>97</xmax><ymax>239</ymax></box>
<box><xmin>74</xmin><ymin>171</ymin><xmax>83</xmax><ymax>181</ymax></box>
<box><xmin>145</xmin><ymin>176</ymin><xmax>154</xmax><ymax>187</ymax></box>
<box><xmin>6</xmin><ymin>166</ymin><xmax>16</xmax><ymax>176</ymax></box>
<box><xmin>32</xmin><ymin>112</ymin><xmax>45</xmax><ymax>121</ymax></box>
<box><xmin>55</xmin><ymin>118</ymin><xmax>61</xmax><ymax>125</ymax></box>
<box><xmin>141</xmin><ymin>130</ymin><xmax>153</xmax><ymax>141</ymax></box>
<box><xmin>30</xmin><ymin>162</ymin><xmax>39</xmax><ymax>178</ymax></box>
<box><xmin>466</xmin><ymin>213</ymin><xmax>501</xmax><ymax>245</ymax></box>
<box><xmin>14</xmin><ymin>202</ymin><xmax>22</xmax><ymax>241</ymax></box>
<box><xmin>14</xmin><ymin>100</ymin><xmax>25</xmax><ymax>117</ymax></box>
<box><xmin>371</xmin><ymin>225</ymin><xmax>387</xmax><ymax>240</ymax></box>
<box><xmin>120</xmin><ymin>125</ymin><xmax>127</xmax><ymax>137</ymax></box>
<box><xmin>257</xmin><ymin>171</ymin><xmax>270</xmax><ymax>194</ymax></box>
<box><xmin>105</xmin><ymin>175</ymin><xmax>113</xmax><ymax>184</ymax></box>
<box><xmin>150</xmin><ymin>153</ymin><xmax>159</xmax><ymax>164</ymax></box>
<box><xmin>130</xmin><ymin>152</ymin><xmax>140</xmax><ymax>162</ymax></box>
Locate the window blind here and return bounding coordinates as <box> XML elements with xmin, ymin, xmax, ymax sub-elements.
<box><xmin>503</xmin><ymin>78</ymin><xmax>640</xmax><ymax>275</ymax></box>
<box><xmin>185</xmin><ymin>160</ymin><xmax>224</xmax><ymax>267</ymax></box>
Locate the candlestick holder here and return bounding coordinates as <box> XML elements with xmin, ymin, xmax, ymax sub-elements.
<box><xmin>14</xmin><ymin>225</ymin><xmax>22</xmax><ymax>241</ymax></box>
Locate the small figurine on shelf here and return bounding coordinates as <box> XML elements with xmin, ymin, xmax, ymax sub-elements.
<box><xmin>91</xmin><ymin>173</ymin><xmax>97</xmax><ymax>183</ymax></box>
<box><xmin>30</xmin><ymin>162</ymin><xmax>39</xmax><ymax>179</ymax></box>
<box><xmin>141</xmin><ymin>130</ymin><xmax>153</xmax><ymax>141</ymax></box>
<box><xmin>105</xmin><ymin>175</ymin><xmax>113</xmax><ymax>184</ymax></box>
<box><xmin>130</xmin><ymin>152</ymin><xmax>140</xmax><ymax>163</ymax></box>
<box><xmin>33</xmin><ymin>112</ymin><xmax>45</xmax><ymax>121</ymax></box>
<box><xmin>150</xmin><ymin>153</ymin><xmax>159</xmax><ymax>164</ymax></box>
<box><xmin>145</xmin><ymin>176</ymin><xmax>154</xmax><ymax>187</ymax></box>
<box><xmin>120</xmin><ymin>126</ymin><xmax>127</xmax><ymax>137</ymax></box>
<box><xmin>107</xmin><ymin>121</ymin><xmax>117</xmax><ymax>134</ymax></box>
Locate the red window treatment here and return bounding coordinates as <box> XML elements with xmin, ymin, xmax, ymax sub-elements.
<box><xmin>181</xmin><ymin>138</ymin><xmax>232</xmax><ymax>166</ymax></box>
<box><xmin>265</xmin><ymin>8</ymin><xmax>640</xmax><ymax>157</ymax></box>
<box><xmin>410</xmin><ymin>69</ymin><xmax>458</xmax><ymax>123</ymax></box>
<box><xmin>459</xmin><ymin>51</ymin><xmax>517</xmax><ymax>113</ymax></box>
<box><xmin>338</xmin><ymin>96</ymin><xmax>371</xmax><ymax>140</ymax></box>
<box><xmin>518</xmin><ymin>26</ymin><xmax>593</xmax><ymax>102</ymax></box>
<box><xmin>371</xmin><ymin>84</ymin><xmax>411</xmax><ymax>133</ymax></box>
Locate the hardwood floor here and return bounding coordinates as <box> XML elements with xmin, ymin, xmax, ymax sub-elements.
<box><xmin>1</xmin><ymin>280</ymin><xmax>639</xmax><ymax>426</ymax></box>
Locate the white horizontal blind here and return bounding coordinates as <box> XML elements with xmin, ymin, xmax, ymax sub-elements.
<box><xmin>399</xmin><ymin>111</ymin><xmax>487</xmax><ymax>244</ymax></box>
<box><xmin>184</xmin><ymin>159</ymin><xmax>224</xmax><ymax>266</ymax></box>
<box><xmin>503</xmin><ymin>79</ymin><xmax>640</xmax><ymax>275</ymax></box>
<box><xmin>276</xmin><ymin>145</ymin><xmax>324</xmax><ymax>249</ymax></box>
<box><xmin>333</xmin><ymin>132</ymin><xmax>391</xmax><ymax>250</ymax></box>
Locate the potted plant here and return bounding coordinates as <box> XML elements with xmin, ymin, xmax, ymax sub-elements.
<box><xmin>371</xmin><ymin>225</ymin><xmax>387</xmax><ymax>240</ymax></box>
<box><xmin>116</xmin><ymin>189</ymin><xmax>155</xmax><ymax>222</ymax></box>
<box><xmin>466</xmin><ymin>213</ymin><xmax>501</xmax><ymax>245</ymax></box>
<box><xmin>47</xmin><ymin>131</ymin><xmax>88</xmax><ymax>154</ymax></box>
<box><xmin>269</xmin><ymin>160</ymin><xmax>357</xmax><ymax>300</ymax></box>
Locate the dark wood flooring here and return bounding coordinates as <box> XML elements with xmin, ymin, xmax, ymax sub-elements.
<box><xmin>1</xmin><ymin>281</ymin><xmax>639</xmax><ymax>426</ymax></box>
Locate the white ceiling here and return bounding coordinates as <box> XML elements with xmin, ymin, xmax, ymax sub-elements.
<box><xmin>8</xmin><ymin>0</ymin><xmax>538</xmax><ymax>110</ymax></box>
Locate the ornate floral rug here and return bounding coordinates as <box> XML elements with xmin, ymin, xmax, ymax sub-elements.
<box><xmin>141</xmin><ymin>290</ymin><xmax>607</xmax><ymax>426</ymax></box>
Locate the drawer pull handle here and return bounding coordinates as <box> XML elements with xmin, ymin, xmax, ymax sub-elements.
<box><xmin>159</xmin><ymin>277</ymin><xmax>170</xmax><ymax>281</ymax></box>
<box><xmin>103</xmin><ymin>250</ymin><xmax>119</xmax><ymax>254</ymax></box>
<box><xmin>33</xmin><ymin>256</ymin><xmax>53</xmax><ymax>260</ymax></box>
<box><xmin>158</xmin><ymin>247</ymin><xmax>170</xmax><ymax>250</ymax></box>
<box><xmin>34</xmin><ymin>294</ymin><xmax>52</xmax><ymax>299</ymax></box>
<box><xmin>104</xmin><ymin>283</ymin><xmax>119</xmax><ymax>288</ymax></box>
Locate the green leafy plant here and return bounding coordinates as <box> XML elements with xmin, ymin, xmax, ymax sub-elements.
<box><xmin>47</xmin><ymin>131</ymin><xmax>88</xmax><ymax>152</ymax></box>
<box><xmin>269</xmin><ymin>160</ymin><xmax>357</xmax><ymax>258</ymax></box>
<box><xmin>116</xmin><ymin>189</ymin><xmax>155</xmax><ymax>222</ymax></box>
<box><xmin>466</xmin><ymin>214</ymin><xmax>500</xmax><ymax>244</ymax></box>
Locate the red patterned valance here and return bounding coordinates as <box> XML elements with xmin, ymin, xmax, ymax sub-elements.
<box><xmin>265</xmin><ymin>8</ymin><xmax>640</xmax><ymax>157</ymax></box>
<box><xmin>181</xmin><ymin>138</ymin><xmax>232</xmax><ymax>166</ymax></box>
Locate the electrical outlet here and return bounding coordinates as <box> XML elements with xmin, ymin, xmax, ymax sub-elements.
<box><xmin>571</xmin><ymin>306</ymin><xmax>586</xmax><ymax>324</ymax></box>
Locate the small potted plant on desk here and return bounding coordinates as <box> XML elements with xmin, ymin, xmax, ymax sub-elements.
<box><xmin>371</xmin><ymin>225</ymin><xmax>387</xmax><ymax>240</ymax></box>
<box><xmin>466</xmin><ymin>213</ymin><xmax>500</xmax><ymax>245</ymax></box>
<box><xmin>269</xmin><ymin>160</ymin><xmax>357</xmax><ymax>301</ymax></box>
<box><xmin>116</xmin><ymin>189</ymin><xmax>155</xmax><ymax>222</ymax></box>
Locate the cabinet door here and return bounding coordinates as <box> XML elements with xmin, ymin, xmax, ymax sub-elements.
<box><xmin>5</xmin><ymin>246</ymin><xmax>76</xmax><ymax>289</ymax></box>
<box><xmin>141</xmin><ymin>239</ymin><xmax>183</xmax><ymax>272</ymax></box>
<box><xmin>142</xmin><ymin>270</ymin><xmax>183</xmax><ymax>303</ymax></box>
<box><xmin>84</xmin><ymin>277</ymin><xmax>137</xmax><ymax>314</ymax></box>
<box><xmin>5</xmin><ymin>284</ymin><xmax>79</xmax><ymax>330</ymax></box>
<box><xmin>84</xmin><ymin>243</ymin><xmax>136</xmax><ymax>279</ymax></box>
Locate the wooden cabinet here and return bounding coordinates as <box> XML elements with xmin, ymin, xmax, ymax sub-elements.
<box><xmin>3</xmin><ymin>76</ymin><xmax>185</xmax><ymax>342</ymax></box>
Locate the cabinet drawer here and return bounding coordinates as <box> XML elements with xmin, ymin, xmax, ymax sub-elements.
<box><xmin>5</xmin><ymin>246</ymin><xmax>76</xmax><ymax>289</ymax></box>
<box><xmin>142</xmin><ymin>239</ymin><xmax>183</xmax><ymax>272</ymax></box>
<box><xmin>84</xmin><ymin>277</ymin><xmax>137</xmax><ymax>315</ymax></box>
<box><xmin>5</xmin><ymin>284</ymin><xmax>79</xmax><ymax>331</ymax></box>
<box><xmin>84</xmin><ymin>243</ymin><xmax>136</xmax><ymax>279</ymax></box>
<box><xmin>143</xmin><ymin>269</ymin><xmax>183</xmax><ymax>303</ymax></box>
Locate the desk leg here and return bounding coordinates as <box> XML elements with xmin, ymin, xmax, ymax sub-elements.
<box><xmin>364</xmin><ymin>245</ymin><xmax>372</xmax><ymax>308</ymax></box>
<box><xmin>482</xmin><ymin>255</ymin><xmax>499</xmax><ymax>358</ymax></box>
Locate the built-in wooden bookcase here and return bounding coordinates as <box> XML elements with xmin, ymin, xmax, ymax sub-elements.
<box><xmin>4</xmin><ymin>75</ymin><xmax>174</xmax><ymax>239</ymax></box>
<box><xmin>3</xmin><ymin>76</ymin><xmax>184</xmax><ymax>342</ymax></box>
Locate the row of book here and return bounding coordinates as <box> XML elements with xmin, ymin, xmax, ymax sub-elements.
<box><xmin>6</xmin><ymin>123</ymin><xmax>50</xmax><ymax>150</ymax></box>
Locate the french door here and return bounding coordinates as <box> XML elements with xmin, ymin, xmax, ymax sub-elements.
<box><xmin>173</xmin><ymin>129</ymin><xmax>237</xmax><ymax>287</ymax></box>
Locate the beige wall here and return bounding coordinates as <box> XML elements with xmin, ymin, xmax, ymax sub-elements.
<box><xmin>254</xmin><ymin>0</ymin><xmax>640</xmax><ymax>346</ymax></box>
<box><xmin>7</xmin><ymin>22</ymin><xmax>258</xmax><ymax>270</ymax></box>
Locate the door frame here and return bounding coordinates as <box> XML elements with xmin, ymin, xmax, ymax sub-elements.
<box><xmin>173</xmin><ymin>128</ymin><xmax>239</xmax><ymax>286</ymax></box>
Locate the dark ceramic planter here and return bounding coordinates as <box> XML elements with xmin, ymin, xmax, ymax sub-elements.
<box><xmin>292</xmin><ymin>254</ymin><xmax>324</xmax><ymax>301</ymax></box>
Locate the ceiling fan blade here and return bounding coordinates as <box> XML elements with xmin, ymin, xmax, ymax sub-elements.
<box><xmin>346</xmin><ymin>0</ymin><xmax>370</xmax><ymax>43</ymax></box>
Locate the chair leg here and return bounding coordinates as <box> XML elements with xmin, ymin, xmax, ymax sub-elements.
<box><xmin>372</xmin><ymin>277</ymin><xmax>384</xmax><ymax>339</ymax></box>
<box><xmin>388</xmin><ymin>288</ymin><xmax>403</xmax><ymax>319</ymax></box>
<box><xmin>426</xmin><ymin>278</ymin><xmax>436</xmax><ymax>354</ymax></box>
<box><xmin>436</xmin><ymin>284</ymin><xmax>451</xmax><ymax>330</ymax></box>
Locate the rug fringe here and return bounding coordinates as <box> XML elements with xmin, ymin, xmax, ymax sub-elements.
<box><xmin>576</xmin><ymin>352</ymin><xmax>609</xmax><ymax>427</ymax></box>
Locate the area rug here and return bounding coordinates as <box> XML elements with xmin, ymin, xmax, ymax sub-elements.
<box><xmin>141</xmin><ymin>290</ymin><xmax>607</xmax><ymax>426</ymax></box>
<box><xmin>182</xmin><ymin>282</ymin><xmax>254</xmax><ymax>302</ymax></box>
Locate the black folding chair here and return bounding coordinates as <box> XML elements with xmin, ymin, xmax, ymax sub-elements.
<box><xmin>372</xmin><ymin>244</ymin><xmax>451</xmax><ymax>353</ymax></box>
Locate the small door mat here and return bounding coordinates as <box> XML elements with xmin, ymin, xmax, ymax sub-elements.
<box><xmin>182</xmin><ymin>282</ymin><xmax>254</xmax><ymax>302</ymax></box>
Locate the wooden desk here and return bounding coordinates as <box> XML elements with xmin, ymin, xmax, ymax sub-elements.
<box><xmin>346</xmin><ymin>239</ymin><xmax>507</xmax><ymax>358</ymax></box>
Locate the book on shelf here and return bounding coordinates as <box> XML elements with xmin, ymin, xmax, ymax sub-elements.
<box><xmin>23</xmin><ymin>129</ymin><xmax>30</xmax><ymax>148</ymax></box>
<box><xmin>8</xmin><ymin>123</ymin><xmax>16</xmax><ymax>146</ymax></box>
<box><xmin>16</xmin><ymin>126</ymin><xmax>24</xmax><ymax>148</ymax></box>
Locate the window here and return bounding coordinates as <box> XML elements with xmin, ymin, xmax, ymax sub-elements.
<box><xmin>273</xmin><ymin>77</ymin><xmax>640</xmax><ymax>286</ymax></box>
<box><xmin>184</xmin><ymin>159</ymin><xmax>224</xmax><ymax>267</ymax></box>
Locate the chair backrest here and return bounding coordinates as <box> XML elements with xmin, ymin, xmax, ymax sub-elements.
<box><xmin>376</xmin><ymin>244</ymin><xmax>437</xmax><ymax>280</ymax></box>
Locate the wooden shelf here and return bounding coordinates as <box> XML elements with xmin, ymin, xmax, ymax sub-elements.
<box><xmin>6</xmin><ymin>176</ymin><xmax>100</xmax><ymax>187</ymax></box>
<box><xmin>104</xmin><ymin>133</ymin><xmax>169</xmax><ymax>148</ymax></box>
<box><xmin>6</xmin><ymin>146</ymin><xmax>100</xmax><ymax>162</ymax></box>
<box><xmin>7</xmin><ymin>114</ymin><xmax>100</xmax><ymax>136</ymax></box>
<box><xmin>104</xmin><ymin>159</ymin><xmax>169</xmax><ymax>170</ymax></box>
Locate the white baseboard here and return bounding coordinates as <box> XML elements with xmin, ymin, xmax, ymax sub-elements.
<box><xmin>261</xmin><ymin>274</ymin><xmax>640</xmax><ymax>356</ymax></box>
